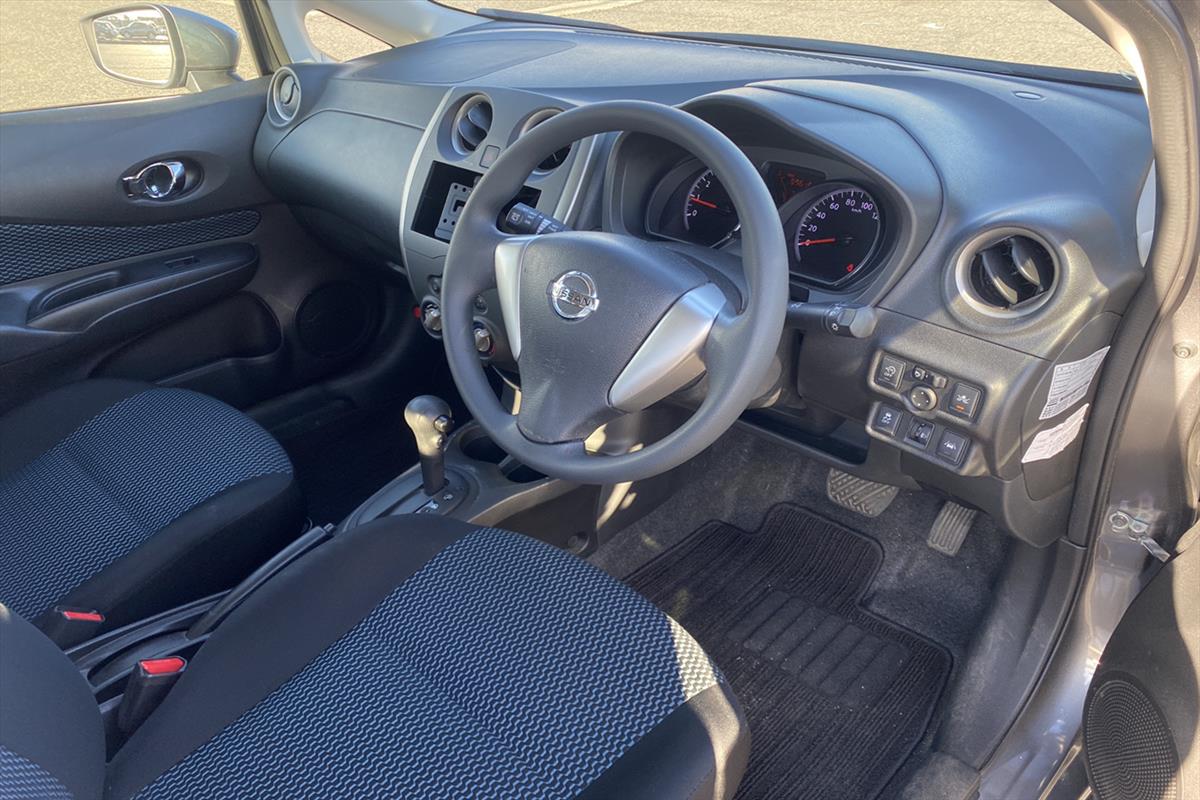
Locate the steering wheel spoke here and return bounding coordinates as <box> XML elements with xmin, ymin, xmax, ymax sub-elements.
<box><xmin>608</xmin><ymin>282</ymin><xmax>728</xmax><ymax>412</ymax></box>
<box><xmin>493</xmin><ymin>235</ymin><xmax>535</xmax><ymax>359</ymax></box>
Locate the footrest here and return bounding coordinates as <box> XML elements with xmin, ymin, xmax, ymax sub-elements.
<box><xmin>928</xmin><ymin>502</ymin><xmax>978</xmax><ymax>556</ymax></box>
<box><xmin>826</xmin><ymin>469</ymin><xmax>899</xmax><ymax>518</ymax></box>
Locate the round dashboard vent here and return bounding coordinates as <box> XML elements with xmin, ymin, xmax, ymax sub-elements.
<box><xmin>451</xmin><ymin>95</ymin><xmax>493</xmax><ymax>154</ymax></box>
<box><xmin>267</xmin><ymin>67</ymin><xmax>301</xmax><ymax>127</ymax></box>
<box><xmin>519</xmin><ymin>109</ymin><xmax>572</xmax><ymax>172</ymax></box>
<box><xmin>959</xmin><ymin>232</ymin><xmax>1057</xmax><ymax>315</ymax></box>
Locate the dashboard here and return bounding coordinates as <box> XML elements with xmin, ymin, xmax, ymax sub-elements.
<box><xmin>249</xmin><ymin>22</ymin><xmax>1152</xmax><ymax>548</ymax></box>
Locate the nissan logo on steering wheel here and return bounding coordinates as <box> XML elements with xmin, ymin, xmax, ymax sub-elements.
<box><xmin>548</xmin><ymin>270</ymin><xmax>599</xmax><ymax>320</ymax></box>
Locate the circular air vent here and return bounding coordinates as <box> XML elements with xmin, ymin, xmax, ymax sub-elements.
<box><xmin>451</xmin><ymin>95</ymin><xmax>493</xmax><ymax>154</ymax></box>
<box><xmin>956</xmin><ymin>231</ymin><xmax>1057</xmax><ymax>316</ymax></box>
<box><xmin>267</xmin><ymin>67</ymin><xmax>301</xmax><ymax>127</ymax></box>
<box><xmin>518</xmin><ymin>109</ymin><xmax>572</xmax><ymax>172</ymax></box>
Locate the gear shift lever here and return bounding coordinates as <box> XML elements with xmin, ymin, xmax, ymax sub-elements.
<box><xmin>404</xmin><ymin>395</ymin><xmax>454</xmax><ymax>495</ymax></box>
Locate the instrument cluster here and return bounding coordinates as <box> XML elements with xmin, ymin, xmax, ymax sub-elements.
<box><xmin>645</xmin><ymin>159</ymin><xmax>888</xmax><ymax>289</ymax></box>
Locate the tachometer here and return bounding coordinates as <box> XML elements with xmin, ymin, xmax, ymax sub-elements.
<box><xmin>792</xmin><ymin>185</ymin><xmax>883</xmax><ymax>287</ymax></box>
<box><xmin>683</xmin><ymin>169</ymin><xmax>738</xmax><ymax>246</ymax></box>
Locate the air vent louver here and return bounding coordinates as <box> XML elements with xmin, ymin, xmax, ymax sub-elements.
<box><xmin>452</xmin><ymin>96</ymin><xmax>493</xmax><ymax>154</ymax></box>
<box><xmin>519</xmin><ymin>109</ymin><xmax>572</xmax><ymax>171</ymax></box>
<box><xmin>967</xmin><ymin>235</ymin><xmax>1055</xmax><ymax>312</ymax></box>
<box><xmin>267</xmin><ymin>67</ymin><xmax>301</xmax><ymax>127</ymax></box>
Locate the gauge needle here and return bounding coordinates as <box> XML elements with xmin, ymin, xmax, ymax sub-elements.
<box><xmin>796</xmin><ymin>237</ymin><xmax>838</xmax><ymax>246</ymax></box>
<box><xmin>688</xmin><ymin>195</ymin><xmax>725</xmax><ymax>211</ymax></box>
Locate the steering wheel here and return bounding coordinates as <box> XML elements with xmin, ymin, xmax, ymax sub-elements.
<box><xmin>442</xmin><ymin>100</ymin><xmax>787</xmax><ymax>484</ymax></box>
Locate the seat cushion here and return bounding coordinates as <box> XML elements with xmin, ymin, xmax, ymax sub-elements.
<box><xmin>108</xmin><ymin>516</ymin><xmax>749</xmax><ymax>800</ymax></box>
<box><xmin>0</xmin><ymin>380</ymin><xmax>303</xmax><ymax>637</ymax></box>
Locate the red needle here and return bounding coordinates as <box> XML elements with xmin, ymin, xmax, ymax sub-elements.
<box><xmin>797</xmin><ymin>237</ymin><xmax>837</xmax><ymax>246</ymax></box>
<box><xmin>688</xmin><ymin>195</ymin><xmax>719</xmax><ymax>210</ymax></box>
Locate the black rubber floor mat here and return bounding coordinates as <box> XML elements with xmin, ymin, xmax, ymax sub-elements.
<box><xmin>626</xmin><ymin>504</ymin><xmax>951</xmax><ymax>800</ymax></box>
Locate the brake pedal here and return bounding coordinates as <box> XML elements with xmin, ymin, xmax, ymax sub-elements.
<box><xmin>928</xmin><ymin>501</ymin><xmax>978</xmax><ymax>556</ymax></box>
<box><xmin>826</xmin><ymin>469</ymin><xmax>899</xmax><ymax>518</ymax></box>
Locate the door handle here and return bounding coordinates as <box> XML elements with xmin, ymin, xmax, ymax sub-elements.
<box><xmin>123</xmin><ymin>160</ymin><xmax>187</xmax><ymax>200</ymax></box>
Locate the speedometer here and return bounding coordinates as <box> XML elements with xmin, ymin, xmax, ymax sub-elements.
<box><xmin>792</xmin><ymin>185</ymin><xmax>883</xmax><ymax>287</ymax></box>
<box><xmin>683</xmin><ymin>169</ymin><xmax>738</xmax><ymax>246</ymax></box>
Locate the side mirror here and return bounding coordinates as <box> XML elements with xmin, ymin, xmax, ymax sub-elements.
<box><xmin>81</xmin><ymin>3</ymin><xmax>240</xmax><ymax>92</ymax></box>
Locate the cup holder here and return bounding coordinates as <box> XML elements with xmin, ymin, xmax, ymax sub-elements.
<box><xmin>502</xmin><ymin>463</ymin><xmax>546</xmax><ymax>484</ymax></box>
<box><xmin>459</xmin><ymin>430</ymin><xmax>508</xmax><ymax>464</ymax></box>
<box><xmin>458</xmin><ymin>429</ymin><xmax>547</xmax><ymax>483</ymax></box>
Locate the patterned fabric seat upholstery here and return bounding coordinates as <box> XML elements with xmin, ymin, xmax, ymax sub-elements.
<box><xmin>0</xmin><ymin>516</ymin><xmax>750</xmax><ymax>800</ymax></box>
<box><xmin>0</xmin><ymin>379</ymin><xmax>303</xmax><ymax>641</ymax></box>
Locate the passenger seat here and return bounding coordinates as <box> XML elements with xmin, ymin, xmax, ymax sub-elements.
<box><xmin>0</xmin><ymin>380</ymin><xmax>303</xmax><ymax>644</ymax></box>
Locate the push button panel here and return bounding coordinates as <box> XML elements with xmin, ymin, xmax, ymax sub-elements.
<box><xmin>866</xmin><ymin>400</ymin><xmax>973</xmax><ymax>473</ymax></box>
<box><xmin>871</xmin><ymin>351</ymin><xmax>984</xmax><ymax>425</ymax></box>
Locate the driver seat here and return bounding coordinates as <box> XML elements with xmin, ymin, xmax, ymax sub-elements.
<box><xmin>0</xmin><ymin>515</ymin><xmax>749</xmax><ymax>800</ymax></box>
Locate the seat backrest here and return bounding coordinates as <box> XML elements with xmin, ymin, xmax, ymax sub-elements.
<box><xmin>0</xmin><ymin>605</ymin><xmax>105</xmax><ymax>800</ymax></box>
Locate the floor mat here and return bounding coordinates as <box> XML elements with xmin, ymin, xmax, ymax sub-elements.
<box><xmin>281</xmin><ymin>405</ymin><xmax>418</xmax><ymax>525</ymax></box>
<box><xmin>626</xmin><ymin>504</ymin><xmax>951</xmax><ymax>800</ymax></box>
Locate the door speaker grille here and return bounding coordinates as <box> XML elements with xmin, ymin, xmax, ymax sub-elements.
<box><xmin>1085</xmin><ymin>674</ymin><xmax>1181</xmax><ymax>800</ymax></box>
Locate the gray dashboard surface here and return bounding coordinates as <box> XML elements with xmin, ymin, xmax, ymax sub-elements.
<box><xmin>251</xmin><ymin>22</ymin><xmax>1151</xmax><ymax>546</ymax></box>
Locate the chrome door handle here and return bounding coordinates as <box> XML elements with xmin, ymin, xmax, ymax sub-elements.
<box><xmin>123</xmin><ymin>160</ymin><xmax>186</xmax><ymax>200</ymax></box>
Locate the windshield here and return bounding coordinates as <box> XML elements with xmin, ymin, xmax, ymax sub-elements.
<box><xmin>441</xmin><ymin>0</ymin><xmax>1130</xmax><ymax>76</ymax></box>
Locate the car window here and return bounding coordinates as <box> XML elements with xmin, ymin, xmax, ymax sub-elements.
<box><xmin>439</xmin><ymin>0</ymin><xmax>1131</xmax><ymax>76</ymax></box>
<box><xmin>0</xmin><ymin>0</ymin><xmax>260</xmax><ymax>113</ymax></box>
<box><xmin>304</xmin><ymin>10</ymin><xmax>391</xmax><ymax>62</ymax></box>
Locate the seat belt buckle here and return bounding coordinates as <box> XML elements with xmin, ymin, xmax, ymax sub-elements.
<box><xmin>45</xmin><ymin>607</ymin><xmax>106</xmax><ymax>648</ymax></box>
<box><xmin>117</xmin><ymin>656</ymin><xmax>187</xmax><ymax>734</ymax></box>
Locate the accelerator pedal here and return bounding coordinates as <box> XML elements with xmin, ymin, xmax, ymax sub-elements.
<box><xmin>928</xmin><ymin>501</ymin><xmax>978</xmax><ymax>557</ymax></box>
<box><xmin>826</xmin><ymin>469</ymin><xmax>899</xmax><ymax>518</ymax></box>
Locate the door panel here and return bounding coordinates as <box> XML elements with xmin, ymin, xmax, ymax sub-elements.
<box><xmin>1083</xmin><ymin>541</ymin><xmax>1199</xmax><ymax>798</ymax></box>
<box><xmin>0</xmin><ymin>80</ymin><xmax>411</xmax><ymax>414</ymax></box>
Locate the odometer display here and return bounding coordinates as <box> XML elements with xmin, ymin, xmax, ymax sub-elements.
<box><xmin>792</xmin><ymin>186</ymin><xmax>883</xmax><ymax>286</ymax></box>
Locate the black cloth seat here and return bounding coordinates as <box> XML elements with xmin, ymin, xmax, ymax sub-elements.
<box><xmin>0</xmin><ymin>379</ymin><xmax>303</xmax><ymax>642</ymax></box>
<box><xmin>0</xmin><ymin>515</ymin><xmax>749</xmax><ymax>800</ymax></box>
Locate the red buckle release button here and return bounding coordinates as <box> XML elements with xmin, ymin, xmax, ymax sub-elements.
<box><xmin>138</xmin><ymin>656</ymin><xmax>186</xmax><ymax>676</ymax></box>
<box><xmin>59</xmin><ymin>609</ymin><xmax>105</xmax><ymax>623</ymax></box>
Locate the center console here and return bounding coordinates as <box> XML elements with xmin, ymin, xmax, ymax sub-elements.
<box><xmin>400</xmin><ymin>87</ymin><xmax>600</xmax><ymax>368</ymax></box>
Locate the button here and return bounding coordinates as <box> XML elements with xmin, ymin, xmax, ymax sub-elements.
<box><xmin>138</xmin><ymin>656</ymin><xmax>186</xmax><ymax>676</ymax></box>
<box><xmin>872</xmin><ymin>405</ymin><xmax>903</xmax><ymax>437</ymax></box>
<box><xmin>909</xmin><ymin>385</ymin><xmax>938</xmax><ymax>412</ymax></box>
<box><xmin>936</xmin><ymin>430</ymin><xmax>969</xmax><ymax>466</ymax></box>
<box><xmin>480</xmin><ymin>144</ymin><xmax>501</xmax><ymax>168</ymax></box>
<box><xmin>911</xmin><ymin>365</ymin><xmax>930</xmax><ymax>382</ymax></box>
<box><xmin>505</xmin><ymin>207</ymin><xmax>527</xmax><ymax>228</ymax></box>
<box><xmin>948</xmin><ymin>383</ymin><xmax>982</xmax><ymax>420</ymax></box>
<box><xmin>906</xmin><ymin>419</ymin><xmax>935</xmax><ymax>449</ymax></box>
<box><xmin>875</xmin><ymin>354</ymin><xmax>905</xmax><ymax>390</ymax></box>
<box><xmin>932</xmin><ymin>374</ymin><xmax>948</xmax><ymax>389</ymax></box>
<box><xmin>473</xmin><ymin>325</ymin><xmax>493</xmax><ymax>354</ymax></box>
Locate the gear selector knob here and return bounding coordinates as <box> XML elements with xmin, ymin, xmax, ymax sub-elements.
<box><xmin>404</xmin><ymin>395</ymin><xmax>454</xmax><ymax>495</ymax></box>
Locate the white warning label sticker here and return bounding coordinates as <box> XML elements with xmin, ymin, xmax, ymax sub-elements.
<box><xmin>1039</xmin><ymin>347</ymin><xmax>1109</xmax><ymax>420</ymax></box>
<box><xmin>1023</xmin><ymin>404</ymin><xmax>1089</xmax><ymax>464</ymax></box>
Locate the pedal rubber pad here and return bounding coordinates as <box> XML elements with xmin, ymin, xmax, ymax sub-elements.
<box><xmin>928</xmin><ymin>502</ymin><xmax>978</xmax><ymax>556</ymax></box>
<box><xmin>826</xmin><ymin>469</ymin><xmax>899</xmax><ymax>518</ymax></box>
